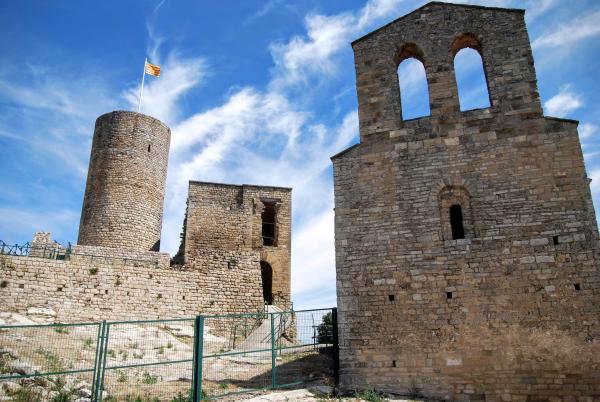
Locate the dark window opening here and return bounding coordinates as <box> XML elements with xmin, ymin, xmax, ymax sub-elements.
<box><xmin>19</xmin><ymin>284</ymin><xmax>24</xmax><ymax>289</ymax></box>
<box><xmin>0</xmin><ymin>281</ymin><xmax>8</xmax><ymax>288</ymax></box>
<box><xmin>392</xmin><ymin>360</ymin><xmax>397</xmax><ymax>367</ymax></box>
<box><xmin>446</xmin><ymin>292</ymin><xmax>453</xmax><ymax>299</ymax></box>
<box><xmin>388</xmin><ymin>294</ymin><xmax>395</xmax><ymax>302</ymax></box>
<box><xmin>147</xmin><ymin>144</ymin><xmax>151</xmax><ymax>152</ymax></box>
<box><xmin>261</xmin><ymin>261</ymin><xmax>273</xmax><ymax>305</ymax></box>
<box><xmin>574</xmin><ymin>283</ymin><xmax>581</xmax><ymax>291</ymax></box>
<box><xmin>450</xmin><ymin>204</ymin><xmax>465</xmax><ymax>240</ymax></box>
<box><xmin>57</xmin><ymin>287</ymin><xmax>63</xmax><ymax>292</ymax></box>
<box><xmin>553</xmin><ymin>236</ymin><xmax>559</xmax><ymax>245</ymax></box>
<box><xmin>105</xmin><ymin>289</ymin><xmax>108</xmax><ymax>295</ymax></box>
<box><xmin>261</xmin><ymin>202</ymin><xmax>277</xmax><ymax>246</ymax></box>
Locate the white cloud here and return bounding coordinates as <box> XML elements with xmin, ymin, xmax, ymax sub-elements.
<box><xmin>244</xmin><ymin>0</ymin><xmax>282</xmax><ymax>26</ymax></box>
<box><xmin>292</xmin><ymin>209</ymin><xmax>335</xmax><ymax>295</ymax></box>
<box><xmin>524</xmin><ymin>0</ymin><xmax>558</xmax><ymax>22</ymax></box>
<box><xmin>590</xmin><ymin>169</ymin><xmax>600</xmax><ymax>196</ymax></box>
<box><xmin>269</xmin><ymin>0</ymin><xmax>404</xmax><ymax>90</ymax></box>
<box><xmin>533</xmin><ymin>9</ymin><xmax>600</xmax><ymax>49</ymax></box>
<box><xmin>0</xmin><ymin>67</ymin><xmax>118</xmax><ymax>175</ymax></box>
<box><xmin>544</xmin><ymin>86</ymin><xmax>583</xmax><ymax>117</ymax></box>
<box><xmin>580</xmin><ymin>123</ymin><xmax>597</xmax><ymax>140</ymax></box>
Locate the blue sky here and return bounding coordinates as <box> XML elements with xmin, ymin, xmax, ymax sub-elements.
<box><xmin>1</xmin><ymin>0</ymin><xmax>600</xmax><ymax>310</ymax></box>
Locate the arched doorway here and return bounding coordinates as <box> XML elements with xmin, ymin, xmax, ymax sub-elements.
<box><xmin>260</xmin><ymin>261</ymin><xmax>273</xmax><ymax>305</ymax></box>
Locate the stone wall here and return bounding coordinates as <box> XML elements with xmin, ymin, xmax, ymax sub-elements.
<box><xmin>333</xmin><ymin>2</ymin><xmax>600</xmax><ymax>401</ymax></box>
<box><xmin>78</xmin><ymin>111</ymin><xmax>171</xmax><ymax>252</ymax></box>
<box><xmin>180</xmin><ymin>181</ymin><xmax>292</xmax><ymax>307</ymax></box>
<box><xmin>0</xmin><ymin>245</ymin><xmax>263</xmax><ymax>322</ymax></box>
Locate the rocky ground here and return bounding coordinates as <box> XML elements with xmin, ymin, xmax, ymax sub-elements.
<box><xmin>225</xmin><ymin>385</ymin><xmax>427</xmax><ymax>401</ymax></box>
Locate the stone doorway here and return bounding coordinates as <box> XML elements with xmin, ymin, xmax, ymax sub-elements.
<box><xmin>260</xmin><ymin>261</ymin><xmax>273</xmax><ymax>305</ymax></box>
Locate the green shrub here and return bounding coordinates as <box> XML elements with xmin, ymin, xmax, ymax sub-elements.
<box><xmin>117</xmin><ymin>369</ymin><xmax>128</xmax><ymax>383</ymax></box>
<box><xmin>83</xmin><ymin>337</ymin><xmax>94</xmax><ymax>349</ymax></box>
<box><xmin>356</xmin><ymin>387</ymin><xmax>387</xmax><ymax>402</ymax></box>
<box><xmin>6</xmin><ymin>386</ymin><xmax>43</xmax><ymax>402</ymax></box>
<box><xmin>316</xmin><ymin>312</ymin><xmax>333</xmax><ymax>344</ymax></box>
<box><xmin>142</xmin><ymin>370</ymin><xmax>158</xmax><ymax>385</ymax></box>
<box><xmin>53</xmin><ymin>326</ymin><xmax>70</xmax><ymax>334</ymax></box>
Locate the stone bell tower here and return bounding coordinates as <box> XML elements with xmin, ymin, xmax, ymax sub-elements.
<box><xmin>333</xmin><ymin>2</ymin><xmax>600</xmax><ymax>400</ymax></box>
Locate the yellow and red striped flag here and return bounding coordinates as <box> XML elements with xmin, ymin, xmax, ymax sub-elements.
<box><xmin>145</xmin><ymin>61</ymin><xmax>161</xmax><ymax>77</ymax></box>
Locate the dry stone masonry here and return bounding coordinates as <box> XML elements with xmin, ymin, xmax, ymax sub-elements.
<box><xmin>332</xmin><ymin>2</ymin><xmax>600</xmax><ymax>401</ymax></box>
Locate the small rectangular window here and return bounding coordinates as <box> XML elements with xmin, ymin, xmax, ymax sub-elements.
<box><xmin>388</xmin><ymin>294</ymin><xmax>395</xmax><ymax>301</ymax></box>
<box><xmin>446</xmin><ymin>291</ymin><xmax>453</xmax><ymax>299</ymax></box>
<box><xmin>450</xmin><ymin>205</ymin><xmax>465</xmax><ymax>240</ymax></box>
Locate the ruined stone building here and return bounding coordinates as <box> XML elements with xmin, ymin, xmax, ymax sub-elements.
<box><xmin>0</xmin><ymin>111</ymin><xmax>291</xmax><ymax>321</ymax></box>
<box><xmin>175</xmin><ymin>181</ymin><xmax>292</xmax><ymax>308</ymax></box>
<box><xmin>332</xmin><ymin>2</ymin><xmax>600</xmax><ymax>400</ymax></box>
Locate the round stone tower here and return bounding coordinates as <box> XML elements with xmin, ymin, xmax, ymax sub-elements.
<box><xmin>78</xmin><ymin>111</ymin><xmax>171</xmax><ymax>252</ymax></box>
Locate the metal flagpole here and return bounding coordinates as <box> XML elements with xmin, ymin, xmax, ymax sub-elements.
<box><xmin>138</xmin><ymin>58</ymin><xmax>147</xmax><ymax>113</ymax></box>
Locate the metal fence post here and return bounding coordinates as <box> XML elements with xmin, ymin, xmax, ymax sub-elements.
<box><xmin>97</xmin><ymin>323</ymin><xmax>111</xmax><ymax>402</ymax></box>
<box><xmin>270</xmin><ymin>312</ymin><xmax>277</xmax><ymax>389</ymax></box>
<box><xmin>92</xmin><ymin>320</ymin><xmax>106</xmax><ymax>402</ymax></box>
<box><xmin>332</xmin><ymin>308</ymin><xmax>340</xmax><ymax>385</ymax></box>
<box><xmin>192</xmin><ymin>315</ymin><xmax>205</xmax><ymax>402</ymax></box>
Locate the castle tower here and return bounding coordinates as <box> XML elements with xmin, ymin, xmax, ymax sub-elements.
<box><xmin>175</xmin><ymin>181</ymin><xmax>292</xmax><ymax>310</ymax></box>
<box><xmin>78</xmin><ymin>111</ymin><xmax>171</xmax><ymax>252</ymax></box>
<box><xmin>332</xmin><ymin>2</ymin><xmax>600</xmax><ymax>400</ymax></box>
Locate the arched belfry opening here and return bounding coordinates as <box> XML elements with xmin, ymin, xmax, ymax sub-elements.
<box><xmin>452</xmin><ymin>33</ymin><xmax>491</xmax><ymax>111</ymax></box>
<box><xmin>395</xmin><ymin>43</ymin><xmax>431</xmax><ymax>120</ymax></box>
<box><xmin>260</xmin><ymin>261</ymin><xmax>273</xmax><ymax>305</ymax></box>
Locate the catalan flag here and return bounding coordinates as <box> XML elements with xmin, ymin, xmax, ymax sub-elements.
<box><xmin>145</xmin><ymin>61</ymin><xmax>161</xmax><ymax>77</ymax></box>
<box><xmin>138</xmin><ymin>58</ymin><xmax>161</xmax><ymax>113</ymax></box>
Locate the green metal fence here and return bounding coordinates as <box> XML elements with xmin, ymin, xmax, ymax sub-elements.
<box><xmin>95</xmin><ymin>318</ymin><xmax>196</xmax><ymax>402</ymax></box>
<box><xmin>193</xmin><ymin>308</ymin><xmax>337</xmax><ymax>400</ymax></box>
<box><xmin>0</xmin><ymin>322</ymin><xmax>101</xmax><ymax>401</ymax></box>
<box><xmin>0</xmin><ymin>308</ymin><xmax>337</xmax><ymax>401</ymax></box>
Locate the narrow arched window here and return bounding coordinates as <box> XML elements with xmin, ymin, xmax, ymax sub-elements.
<box><xmin>450</xmin><ymin>204</ymin><xmax>465</xmax><ymax>240</ymax></box>
<box><xmin>454</xmin><ymin>48</ymin><xmax>491</xmax><ymax>111</ymax></box>
<box><xmin>398</xmin><ymin>57</ymin><xmax>431</xmax><ymax>120</ymax></box>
